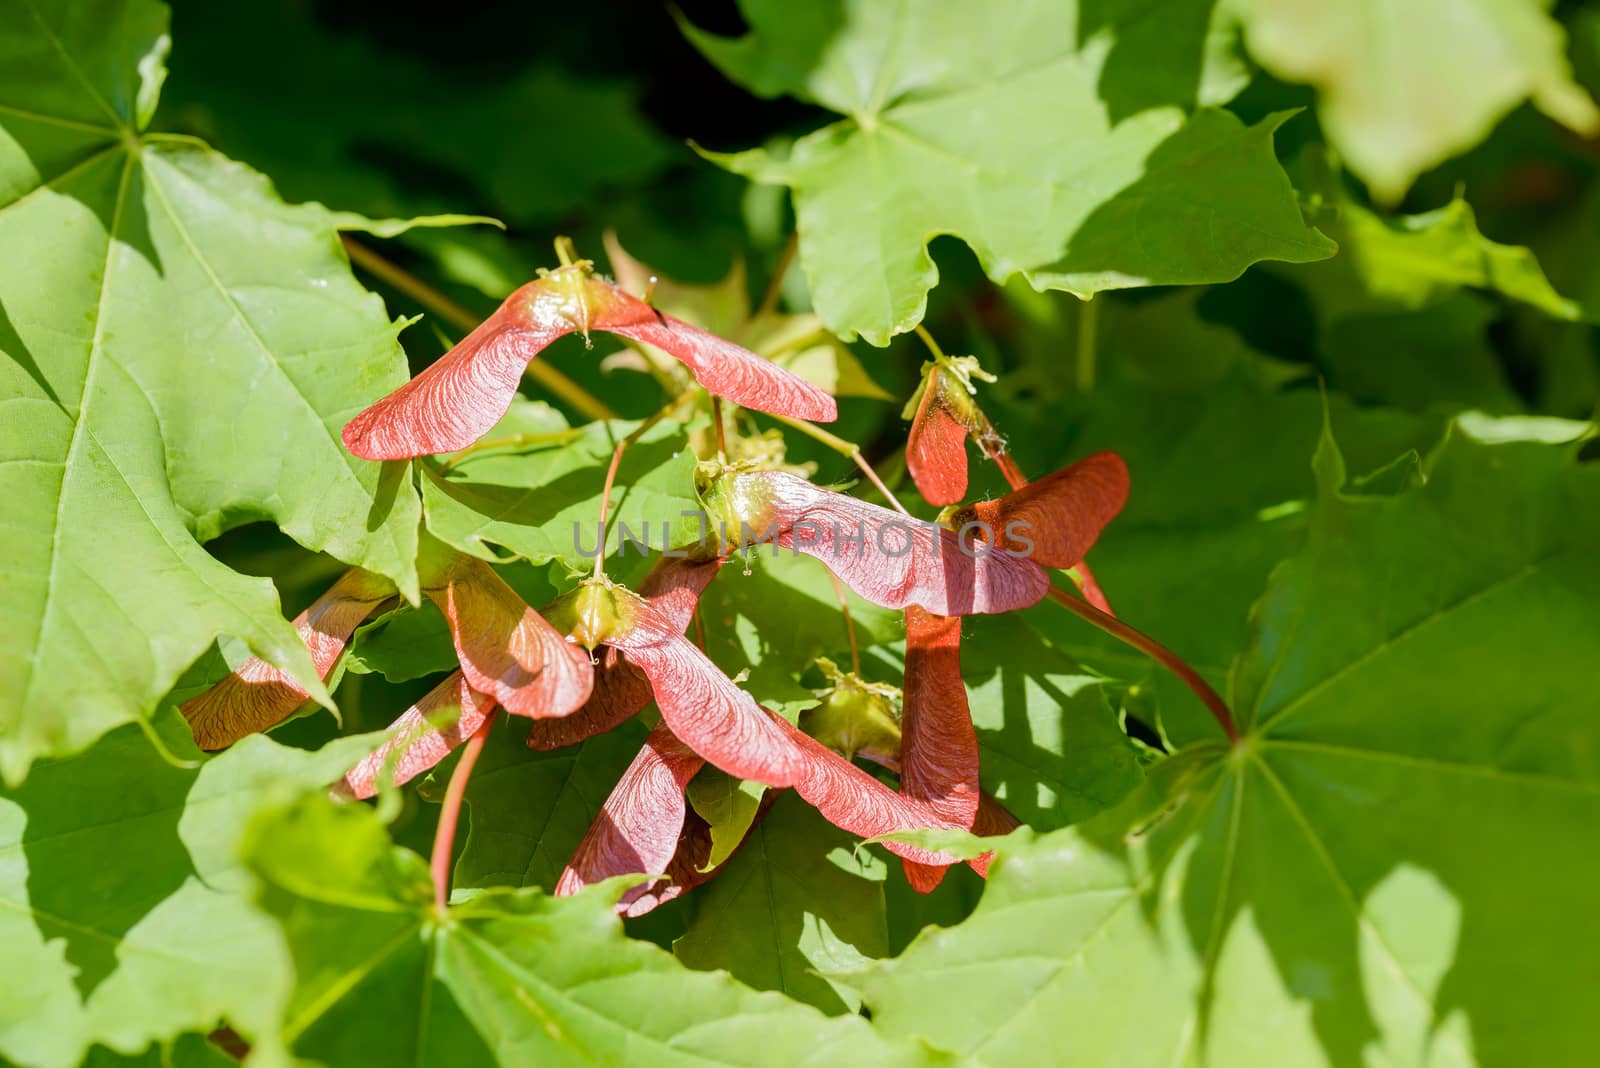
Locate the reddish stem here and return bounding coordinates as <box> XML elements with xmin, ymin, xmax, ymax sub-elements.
<box><xmin>851</xmin><ymin>451</ymin><xmax>910</xmax><ymax>515</ymax></box>
<box><xmin>991</xmin><ymin>449</ymin><xmax>1028</xmax><ymax>492</ymax></box>
<box><xmin>430</xmin><ymin>708</ymin><xmax>499</xmax><ymax>911</ymax></box>
<box><xmin>1045</xmin><ymin>586</ymin><xmax>1240</xmax><ymax>743</ymax></box>
<box><xmin>972</xmin><ymin>410</ymin><xmax>1028</xmax><ymax>492</ymax></box>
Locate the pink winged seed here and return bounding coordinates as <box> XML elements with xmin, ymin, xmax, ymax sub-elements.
<box><xmin>749</xmin><ymin>470</ymin><xmax>1050</xmax><ymax>616</ymax></box>
<box><xmin>775</xmin><ymin>716</ymin><xmax>967</xmax><ymax>868</ymax></box>
<box><xmin>554</xmin><ymin>724</ymin><xmax>707</xmax><ymax>916</ymax></box>
<box><xmin>896</xmin><ymin>605</ymin><xmax>980</xmax><ymax>892</ymax></box>
<box><xmin>181</xmin><ymin>568</ymin><xmax>395</xmax><ymax>750</ymax></box>
<box><xmin>607</xmin><ymin>597</ymin><xmax>807</xmax><ymax>787</ymax></box>
<box><xmin>342</xmin><ymin>273</ymin><xmax>835</xmax><ymax>461</ymax></box>
<box><xmin>899</xmin><ymin>606</ymin><xmax>980</xmax><ymax>828</ymax></box>
<box><xmin>905</xmin><ymin>375</ymin><xmax>971</xmax><ymax>507</ymax></box>
<box><xmin>526</xmin><ymin>555</ymin><xmax>724</xmax><ymax>751</ymax></box>
<box><xmin>425</xmin><ymin>555</ymin><xmax>594</xmax><ymax>720</ymax></box>
<box><xmin>953</xmin><ymin>451</ymin><xmax>1131</xmax><ymax>571</ymax></box>
<box><xmin>336</xmin><ymin>670</ymin><xmax>495</xmax><ymax>799</ymax></box>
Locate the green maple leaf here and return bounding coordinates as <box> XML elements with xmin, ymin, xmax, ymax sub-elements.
<box><xmin>683</xmin><ymin>0</ymin><xmax>1334</xmax><ymax>344</ymax></box>
<box><xmin>1281</xmin><ymin>149</ymin><xmax>1588</xmax><ymax>324</ymax></box>
<box><xmin>247</xmin><ymin>792</ymin><xmax>947</xmax><ymax>1067</ymax></box>
<box><xmin>685</xmin><ymin>765</ymin><xmax>768</xmax><ymax>871</ymax></box>
<box><xmin>853</xmin><ymin>414</ymin><xmax>1600</xmax><ymax>1065</ymax></box>
<box><xmin>674</xmin><ymin>792</ymin><xmax>889</xmax><ymax>1016</ymax></box>
<box><xmin>449</xmin><ymin>714</ymin><xmax>652</xmax><ymax>894</ymax></box>
<box><xmin>1257</xmin><ymin>149</ymin><xmax>1587</xmax><ymax>415</ymax></box>
<box><xmin>0</xmin><ymin>714</ymin><xmax>379</xmax><ymax>1068</ymax></box>
<box><xmin>0</xmin><ymin>0</ymin><xmax>448</xmax><ymax>781</ymax></box>
<box><xmin>959</xmin><ymin>612</ymin><xmax>1145</xmax><ymax>830</ymax></box>
<box><xmin>1013</xmin><ymin>288</ymin><xmax>1442</xmax><ymax>746</ymax></box>
<box><xmin>420</xmin><ymin>405</ymin><xmax>701</xmax><ymax>573</ymax></box>
<box><xmin>1229</xmin><ymin>0</ymin><xmax>1600</xmax><ymax>204</ymax></box>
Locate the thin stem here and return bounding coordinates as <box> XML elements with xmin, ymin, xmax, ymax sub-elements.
<box><xmin>1074</xmin><ymin>296</ymin><xmax>1098</xmax><ymax>393</ymax></box>
<box><xmin>769</xmin><ymin>413</ymin><xmax>911</xmax><ymax>515</ymax></box>
<box><xmin>755</xmin><ymin>232</ymin><xmax>799</xmax><ymax>318</ymax></box>
<box><xmin>913</xmin><ymin>323</ymin><xmax>948</xmax><ymax>363</ymax></box>
<box><xmin>431</xmin><ymin>708</ymin><xmax>498</xmax><ymax>912</ymax></box>
<box><xmin>593</xmin><ymin>390</ymin><xmax>693</xmax><ymax>579</ymax></box>
<box><xmin>848</xmin><ymin>452</ymin><xmax>908</xmax><ymax>515</ymax></box>
<box><xmin>973</xmin><ymin>418</ymin><xmax>1029</xmax><ymax>492</ymax></box>
<box><xmin>829</xmin><ymin>572</ymin><xmax>862</xmax><ymax>675</ymax></box>
<box><xmin>760</xmin><ymin>324</ymin><xmax>830</xmax><ymax>362</ymax></box>
<box><xmin>993</xmin><ymin>451</ymin><xmax>1028</xmax><ymax>490</ymax></box>
<box><xmin>711</xmin><ymin>396</ymin><xmax>729</xmax><ymax>460</ymax></box>
<box><xmin>340</xmin><ymin>236</ymin><xmax>616</xmax><ymax>422</ymax></box>
<box><xmin>1045</xmin><ymin>586</ymin><xmax>1240</xmax><ymax>743</ymax></box>
<box><xmin>437</xmin><ymin>428</ymin><xmax>585</xmax><ymax>472</ymax></box>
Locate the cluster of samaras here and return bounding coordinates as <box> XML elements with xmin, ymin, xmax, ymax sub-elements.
<box><xmin>184</xmin><ymin>259</ymin><xmax>1130</xmax><ymax>911</ymax></box>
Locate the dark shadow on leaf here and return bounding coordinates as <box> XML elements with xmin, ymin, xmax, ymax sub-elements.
<box><xmin>0</xmin><ymin>296</ymin><xmax>64</xmax><ymax>411</ymax></box>
<box><xmin>1040</xmin><ymin>110</ymin><xmax>1328</xmax><ymax>288</ymax></box>
<box><xmin>454</xmin><ymin>716</ymin><xmax>648</xmax><ymax>893</ymax></box>
<box><xmin>115</xmin><ymin>162</ymin><xmax>166</xmax><ymax>279</ymax></box>
<box><xmin>959</xmin><ymin>613</ymin><xmax>1143</xmax><ymax>833</ymax></box>
<box><xmin>1079</xmin><ymin>0</ymin><xmax>1229</xmax><ymax>122</ymax></box>
<box><xmin>423</xmin><ymin>430</ymin><xmax>687</xmax><ymax>559</ymax></box>
<box><xmin>14</xmin><ymin>724</ymin><xmax>196</xmax><ymax>999</ymax></box>
<box><xmin>364</xmin><ymin>458</ymin><xmax>407</xmax><ymax>532</ymax></box>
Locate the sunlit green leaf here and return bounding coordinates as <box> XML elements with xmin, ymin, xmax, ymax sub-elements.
<box><xmin>687</xmin><ymin>0</ymin><xmax>1332</xmax><ymax>344</ymax></box>
<box><xmin>421</xmin><ymin>414</ymin><xmax>699</xmax><ymax>573</ymax></box>
<box><xmin>0</xmin><ymin>716</ymin><xmax>377</xmax><ymax>1068</ymax></box>
<box><xmin>0</xmin><ymin>0</ymin><xmax>425</xmax><ymax>780</ymax></box>
<box><xmin>686</xmin><ymin>766</ymin><xmax>768</xmax><ymax>871</ymax></box>
<box><xmin>249</xmin><ymin>793</ymin><xmax>946</xmax><ymax>1066</ymax></box>
<box><xmin>855</xmin><ymin>417</ymin><xmax>1600</xmax><ymax>1065</ymax></box>
<box><xmin>675</xmin><ymin>792</ymin><xmax>888</xmax><ymax>1014</ymax></box>
<box><xmin>1285</xmin><ymin>152</ymin><xmax>1587</xmax><ymax>323</ymax></box>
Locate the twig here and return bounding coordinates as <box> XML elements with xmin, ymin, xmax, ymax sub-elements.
<box><xmin>768</xmin><ymin>413</ymin><xmax>910</xmax><ymax>515</ymax></box>
<box><xmin>1045</xmin><ymin>586</ymin><xmax>1240</xmax><ymax>743</ymax></box>
<box><xmin>430</xmin><ymin>708</ymin><xmax>498</xmax><ymax>911</ymax></box>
